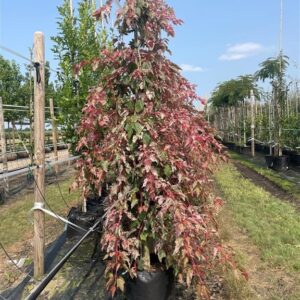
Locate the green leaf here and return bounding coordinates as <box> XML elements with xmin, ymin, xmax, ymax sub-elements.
<box><xmin>140</xmin><ymin>232</ymin><xmax>148</xmax><ymax>241</ymax></box>
<box><xmin>125</xmin><ymin>123</ymin><xmax>134</xmax><ymax>140</ymax></box>
<box><xmin>135</xmin><ymin>100</ymin><xmax>144</xmax><ymax>113</ymax></box>
<box><xmin>134</xmin><ymin>122</ymin><xmax>143</xmax><ymax>135</ymax></box>
<box><xmin>126</xmin><ymin>101</ymin><xmax>134</xmax><ymax>112</ymax></box>
<box><xmin>131</xmin><ymin>195</ymin><xmax>138</xmax><ymax>208</ymax></box>
<box><xmin>130</xmin><ymin>220</ymin><xmax>139</xmax><ymax>230</ymax></box>
<box><xmin>158</xmin><ymin>249</ymin><xmax>166</xmax><ymax>262</ymax></box>
<box><xmin>142</xmin><ymin>133</ymin><xmax>151</xmax><ymax>145</ymax></box>
<box><xmin>100</xmin><ymin>160</ymin><xmax>109</xmax><ymax>172</ymax></box>
<box><xmin>138</xmin><ymin>258</ymin><xmax>144</xmax><ymax>271</ymax></box>
<box><xmin>164</xmin><ymin>165</ymin><xmax>172</xmax><ymax>177</ymax></box>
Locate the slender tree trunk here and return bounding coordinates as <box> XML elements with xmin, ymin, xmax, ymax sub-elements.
<box><xmin>11</xmin><ymin>120</ymin><xmax>16</xmax><ymax>153</ymax></box>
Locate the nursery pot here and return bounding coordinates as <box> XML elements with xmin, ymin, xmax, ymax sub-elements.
<box><xmin>237</xmin><ymin>145</ymin><xmax>249</xmax><ymax>155</ymax></box>
<box><xmin>57</xmin><ymin>144</ymin><xmax>68</xmax><ymax>150</ymax></box>
<box><xmin>290</xmin><ymin>153</ymin><xmax>300</xmax><ymax>167</ymax></box>
<box><xmin>262</xmin><ymin>145</ymin><xmax>270</xmax><ymax>154</ymax></box>
<box><xmin>226</xmin><ymin>142</ymin><xmax>236</xmax><ymax>150</ymax></box>
<box><xmin>17</xmin><ymin>151</ymin><xmax>29</xmax><ymax>159</ymax></box>
<box><xmin>255</xmin><ymin>143</ymin><xmax>263</xmax><ymax>152</ymax></box>
<box><xmin>0</xmin><ymin>188</ymin><xmax>5</xmax><ymax>205</ymax></box>
<box><xmin>125</xmin><ymin>269</ymin><xmax>174</xmax><ymax>300</ymax></box>
<box><xmin>265</xmin><ymin>155</ymin><xmax>274</xmax><ymax>168</ymax></box>
<box><xmin>272</xmin><ymin>155</ymin><xmax>289</xmax><ymax>171</ymax></box>
<box><xmin>6</xmin><ymin>153</ymin><xmax>17</xmax><ymax>161</ymax></box>
<box><xmin>67</xmin><ymin>207</ymin><xmax>98</xmax><ymax>238</ymax></box>
<box><xmin>45</xmin><ymin>147</ymin><xmax>52</xmax><ymax>154</ymax></box>
<box><xmin>67</xmin><ymin>196</ymin><xmax>105</xmax><ymax>238</ymax></box>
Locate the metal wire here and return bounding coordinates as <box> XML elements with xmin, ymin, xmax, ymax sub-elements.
<box><xmin>45</xmin><ymin>161</ymin><xmax>71</xmax><ymax>209</ymax></box>
<box><xmin>0</xmin><ymin>241</ymin><xmax>38</xmax><ymax>283</ymax></box>
<box><xmin>0</xmin><ymin>45</ymin><xmax>57</xmax><ymax>73</ymax></box>
<box><xmin>28</xmin><ymin>165</ymin><xmax>87</xmax><ymax>235</ymax></box>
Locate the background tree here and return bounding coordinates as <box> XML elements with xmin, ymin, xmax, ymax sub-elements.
<box><xmin>255</xmin><ymin>52</ymin><xmax>289</xmax><ymax>156</ymax></box>
<box><xmin>210</xmin><ymin>75</ymin><xmax>260</xmax><ymax>108</ymax></box>
<box><xmin>0</xmin><ymin>56</ymin><xmax>25</xmax><ymax>152</ymax></box>
<box><xmin>52</xmin><ymin>0</ymin><xmax>109</xmax><ymax>150</ymax></box>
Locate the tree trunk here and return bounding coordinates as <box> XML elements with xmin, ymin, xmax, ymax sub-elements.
<box><xmin>11</xmin><ymin>120</ymin><xmax>16</xmax><ymax>153</ymax></box>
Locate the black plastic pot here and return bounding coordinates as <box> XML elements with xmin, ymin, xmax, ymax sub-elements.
<box><xmin>0</xmin><ymin>188</ymin><xmax>5</xmax><ymax>205</ymax></box>
<box><xmin>125</xmin><ymin>269</ymin><xmax>174</xmax><ymax>300</ymax></box>
<box><xmin>17</xmin><ymin>151</ymin><xmax>29</xmax><ymax>159</ymax></box>
<box><xmin>67</xmin><ymin>208</ymin><xmax>96</xmax><ymax>238</ymax></box>
<box><xmin>290</xmin><ymin>153</ymin><xmax>300</xmax><ymax>166</ymax></box>
<box><xmin>265</xmin><ymin>155</ymin><xmax>274</xmax><ymax>168</ymax></box>
<box><xmin>222</xmin><ymin>142</ymin><xmax>236</xmax><ymax>151</ymax></box>
<box><xmin>255</xmin><ymin>143</ymin><xmax>263</xmax><ymax>152</ymax></box>
<box><xmin>272</xmin><ymin>156</ymin><xmax>289</xmax><ymax>171</ymax></box>
<box><xmin>57</xmin><ymin>144</ymin><xmax>68</xmax><ymax>150</ymax></box>
<box><xmin>237</xmin><ymin>145</ymin><xmax>250</xmax><ymax>155</ymax></box>
<box><xmin>67</xmin><ymin>196</ymin><xmax>105</xmax><ymax>238</ymax></box>
<box><xmin>45</xmin><ymin>147</ymin><xmax>52</xmax><ymax>154</ymax></box>
<box><xmin>262</xmin><ymin>145</ymin><xmax>271</xmax><ymax>154</ymax></box>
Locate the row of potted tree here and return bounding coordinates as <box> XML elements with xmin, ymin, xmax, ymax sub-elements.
<box><xmin>209</xmin><ymin>52</ymin><xmax>300</xmax><ymax>171</ymax></box>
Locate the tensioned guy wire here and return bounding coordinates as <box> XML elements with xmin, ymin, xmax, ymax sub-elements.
<box><xmin>27</xmin><ymin>165</ymin><xmax>88</xmax><ymax>234</ymax></box>
<box><xmin>0</xmin><ymin>45</ymin><xmax>57</xmax><ymax>73</ymax></box>
<box><xmin>0</xmin><ymin>241</ymin><xmax>39</xmax><ymax>283</ymax></box>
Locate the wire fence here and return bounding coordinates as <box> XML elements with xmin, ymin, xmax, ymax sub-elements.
<box><xmin>0</xmin><ymin>155</ymin><xmax>81</xmax><ymax>295</ymax></box>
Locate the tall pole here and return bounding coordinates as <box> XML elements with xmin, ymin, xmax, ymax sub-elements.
<box><xmin>70</xmin><ymin>0</ymin><xmax>73</xmax><ymax>17</ymax></box>
<box><xmin>269</xmin><ymin>99</ymin><xmax>273</xmax><ymax>155</ymax></box>
<box><xmin>33</xmin><ymin>31</ymin><xmax>45</xmax><ymax>279</ymax></box>
<box><xmin>29</xmin><ymin>48</ymin><xmax>34</xmax><ymax>165</ymax></box>
<box><xmin>251</xmin><ymin>90</ymin><xmax>255</xmax><ymax>157</ymax></box>
<box><xmin>50</xmin><ymin>98</ymin><xmax>59</xmax><ymax>174</ymax></box>
<box><xmin>0</xmin><ymin>97</ymin><xmax>9</xmax><ymax>198</ymax></box>
<box><xmin>279</xmin><ymin>0</ymin><xmax>284</xmax><ymax>53</ymax></box>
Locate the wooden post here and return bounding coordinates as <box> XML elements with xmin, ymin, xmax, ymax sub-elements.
<box><xmin>67</xmin><ymin>143</ymin><xmax>71</xmax><ymax>167</ymax></box>
<box><xmin>250</xmin><ymin>90</ymin><xmax>255</xmax><ymax>157</ymax></box>
<box><xmin>0</xmin><ymin>97</ymin><xmax>9</xmax><ymax>197</ymax></box>
<box><xmin>29</xmin><ymin>49</ymin><xmax>34</xmax><ymax>165</ymax></box>
<box><xmin>49</xmin><ymin>98</ymin><xmax>59</xmax><ymax>174</ymax></box>
<box><xmin>243</xmin><ymin>99</ymin><xmax>247</xmax><ymax>147</ymax></box>
<box><xmin>33</xmin><ymin>32</ymin><xmax>45</xmax><ymax>279</ymax></box>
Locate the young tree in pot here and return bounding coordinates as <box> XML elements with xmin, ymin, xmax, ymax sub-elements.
<box><xmin>75</xmin><ymin>0</ymin><xmax>232</xmax><ymax>298</ymax></box>
<box><xmin>256</xmin><ymin>52</ymin><xmax>289</xmax><ymax>170</ymax></box>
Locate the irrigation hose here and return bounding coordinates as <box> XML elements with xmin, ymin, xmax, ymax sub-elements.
<box><xmin>25</xmin><ymin>218</ymin><xmax>102</xmax><ymax>300</ymax></box>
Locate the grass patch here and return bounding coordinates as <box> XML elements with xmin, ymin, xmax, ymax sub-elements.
<box><xmin>230</xmin><ymin>151</ymin><xmax>299</xmax><ymax>196</ymax></box>
<box><xmin>215</xmin><ymin>164</ymin><xmax>300</xmax><ymax>272</ymax></box>
<box><xmin>0</xmin><ymin>176</ymin><xmax>80</xmax><ymax>248</ymax></box>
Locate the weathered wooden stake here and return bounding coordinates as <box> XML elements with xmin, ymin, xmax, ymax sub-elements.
<box><xmin>33</xmin><ymin>31</ymin><xmax>45</xmax><ymax>279</ymax></box>
<box><xmin>29</xmin><ymin>49</ymin><xmax>34</xmax><ymax>165</ymax></box>
<box><xmin>49</xmin><ymin>98</ymin><xmax>59</xmax><ymax>174</ymax></box>
<box><xmin>0</xmin><ymin>97</ymin><xmax>9</xmax><ymax>197</ymax></box>
<box><xmin>250</xmin><ymin>90</ymin><xmax>255</xmax><ymax>157</ymax></box>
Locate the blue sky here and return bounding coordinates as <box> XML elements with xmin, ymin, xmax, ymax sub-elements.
<box><xmin>0</xmin><ymin>0</ymin><xmax>299</xmax><ymax>101</ymax></box>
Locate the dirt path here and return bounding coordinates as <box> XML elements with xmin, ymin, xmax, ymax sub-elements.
<box><xmin>219</xmin><ymin>210</ymin><xmax>300</xmax><ymax>300</ymax></box>
<box><xmin>233</xmin><ymin>162</ymin><xmax>300</xmax><ymax>211</ymax></box>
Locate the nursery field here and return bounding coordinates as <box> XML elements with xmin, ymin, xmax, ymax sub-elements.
<box><xmin>1</xmin><ymin>0</ymin><xmax>299</xmax><ymax>299</ymax></box>
<box><xmin>216</xmin><ymin>162</ymin><xmax>300</xmax><ymax>300</ymax></box>
<box><xmin>0</xmin><ymin>172</ymin><xmax>80</xmax><ymax>292</ymax></box>
<box><xmin>1</xmin><ymin>159</ymin><xmax>299</xmax><ymax>299</ymax></box>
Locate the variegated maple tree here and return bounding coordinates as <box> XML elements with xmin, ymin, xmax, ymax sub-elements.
<box><xmin>75</xmin><ymin>0</ymin><xmax>229</xmax><ymax>297</ymax></box>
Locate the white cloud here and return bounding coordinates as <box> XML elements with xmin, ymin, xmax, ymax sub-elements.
<box><xmin>180</xmin><ymin>64</ymin><xmax>204</xmax><ymax>72</ymax></box>
<box><xmin>219</xmin><ymin>42</ymin><xmax>263</xmax><ymax>61</ymax></box>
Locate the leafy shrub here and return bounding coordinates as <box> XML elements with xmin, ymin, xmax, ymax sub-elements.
<box><xmin>75</xmin><ymin>0</ymin><xmax>229</xmax><ymax>297</ymax></box>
